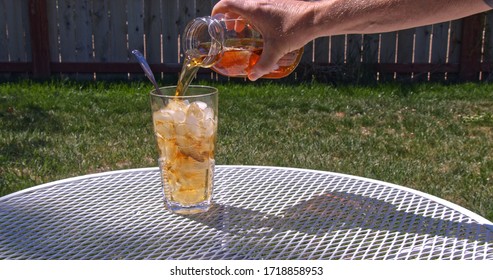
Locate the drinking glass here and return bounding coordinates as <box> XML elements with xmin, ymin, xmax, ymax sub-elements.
<box><xmin>150</xmin><ymin>85</ymin><xmax>218</xmax><ymax>214</ymax></box>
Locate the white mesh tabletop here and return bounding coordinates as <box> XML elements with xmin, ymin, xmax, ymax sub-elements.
<box><xmin>1</xmin><ymin>166</ymin><xmax>492</xmax><ymax>260</ymax></box>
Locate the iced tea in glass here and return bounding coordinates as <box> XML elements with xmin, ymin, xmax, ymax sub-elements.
<box><xmin>150</xmin><ymin>85</ymin><xmax>218</xmax><ymax>214</ymax></box>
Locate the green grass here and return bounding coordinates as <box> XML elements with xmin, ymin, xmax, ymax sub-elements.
<box><xmin>1</xmin><ymin>80</ymin><xmax>492</xmax><ymax>221</ymax></box>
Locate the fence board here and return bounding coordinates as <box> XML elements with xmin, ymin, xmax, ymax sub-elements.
<box><xmin>21</xmin><ymin>0</ymin><xmax>31</xmax><ymax>61</ymax></box>
<box><xmin>177</xmin><ymin>0</ymin><xmax>197</xmax><ymax>63</ymax></box>
<box><xmin>413</xmin><ymin>26</ymin><xmax>432</xmax><ymax>63</ymax></box>
<box><xmin>195</xmin><ymin>0</ymin><xmax>212</xmax><ymax>17</ymax></box>
<box><xmin>460</xmin><ymin>14</ymin><xmax>484</xmax><ymax>80</ymax></box>
<box><xmin>413</xmin><ymin>26</ymin><xmax>432</xmax><ymax>80</ymax></box>
<box><xmin>378</xmin><ymin>32</ymin><xmax>397</xmax><ymax>81</ymax></box>
<box><xmin>46</xmin><ymin>0</ymin><xmax>59</xmax><ymax>62</ymax></box>
<box><xmin>447</xmin><ymin>19</ymin><xmax>463</xmax><ymax>80</ymax></box>
<box><xmin>362</xmin><ymin>34</ymin><xmax>379</xmax><ymax>64</ymax></box>
<box><xmin>379</xmin><ymin>32</ymin><xmax>397</xmax><ymax>63</ymax></box>
<box><xmin>4</xmin><ymin>0</ymin><xmax>29</xmax><ymax>62</ymax></box>
<box><xmin>108</xmin><ymin>0</ymin><xmax>128</xmax><ymax>62</ymax></box>
<box><xmin>396</xmin><ymin>28</ymin><xmax>414</xmax><ymax>80</ymax></box>
<box><xmin>347</xmin><ymin>34</ymin><xmax>362</xmax><ymax>81</ymax></box>
<box><xmin>126</xmin><ymin>0</ymin><xmax>144</xmax><ymax>79</ymax></box>
<box><xmin>431</xmin><ymin>22</ymin><xmax>450</xmax><ymax>64</ymax></box>
<box><xmin>75</xmin><ymin>0</ymin><xmax>93</xmax><ymax>62</ymax></box>
<box><xmin>92</xmin><ymin>0</ymin><xmax>110</xmax><ymax>62</ymax></box>
<box><xmin>29</xmin><ymin>0</ymin><xmax>51</xmax><ymax>77</ymax></box>
<box><xmin>362</xmin><ymin>34</ymin><xmax>379</xmax><ymax>81</ymax></box>
<box><xmin>179</xmin><ymin>0</ymin><xmax>196</xmax><ymax>25</ymax></box>
<box><xmin>127</xmin><ymin>0</ymin><xmax>144</xmax><ymax>55</ymax></box>
<box><xmin>396</xmin><ymin>29</ymin><xmax>414</xmax><ymax>64</ymax></box>
<box><xmin>145</xmin><ymin>0</ymin><xmax>162</xmax><ymax>64</ymax></box>
<box><xmin>211</xmin><ymin>0</ymin><xmax>220</xmax><ymax>7</ymax></box>
<box><xmin>430</xmin><ymin>22</ymin><xmax>450</xmax><ymax>80</ymax></box>
<box><xmin>301</xmin><ymin>40</ymin><xmax>314</xmax><ymax>64</ymax></box>
<box><xmin>448</xmin><ymin>20</ymin><xmax>462</xmax><ymax>64</ymax></box>
<box><xmin>346</xmin><ymin>34</ymin><xmax>362</xmax><ymax>64</ymax></box>
<box><xmin>485</xmin><ymin>13</ymin><xmax>493</xmax><ymax>79</ymax></box>
<box><xmin>162</xmin><ymin>0</ymin><xmax>178</xmax><ymax>63</ymax></box>
<box><xmin>58</xmin><ymin>0</ymin><xmax>76</xmax><ymax>62</ymax></box>
<box><xmin>299</xmin><ymin>39</ymin><xmax>314</xmax><ymax>79</ymax></box>
<box><xmin>486</xmin><ymin>13</ymin><xmax>493</xmax><ymax>62</ymax></box>
<box><xmin>314</xmin><ymin>37</ymin><xmax>329</xmax><ymax>64</ymax></box>
<box><xmin>0</xmin><ymin>0</ymin><xmax>8</xmax><ymax>61</ymax></box>
<box><xmin>330</xmin><ymin>35</ymin><xmax>345</xmax><ymax>64</ymax></box>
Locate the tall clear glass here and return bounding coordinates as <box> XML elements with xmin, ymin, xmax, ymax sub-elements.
<box><xmin>150</xmin><ymin>85</ymin><xmax>218</xmax><ymax>214</ymax></box>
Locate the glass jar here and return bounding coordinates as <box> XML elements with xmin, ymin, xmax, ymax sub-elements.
<box><xmin>182</xmin><ymin>14</ymin><xmax>303</xmax><ymax>79</ymax></box>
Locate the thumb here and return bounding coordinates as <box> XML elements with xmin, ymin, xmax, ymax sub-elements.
<box><xmin>248</xmin><ymin>43</ymin><xmax>284</xmax><ymax>81</ymax></box>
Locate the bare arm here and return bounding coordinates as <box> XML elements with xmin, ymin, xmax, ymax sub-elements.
<box><xmin>212</xmin><ymin>0</ymin><xmax>493</xmax><ymax>80</ymax></box>
<box><xmin>312</xmin><ymin>0</ymin><xmax>493</xmax><ymax>36</ymax></box>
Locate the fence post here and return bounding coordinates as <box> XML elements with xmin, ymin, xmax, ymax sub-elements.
<box><xmin>29</xmin><ymin>0</ymin><xmax>51</xmax><ymax>78</ymax></box>
<box><xmin>459</xmin><ymin>13</ymin><xmax>484</xmax><ymax>81</ymax></box>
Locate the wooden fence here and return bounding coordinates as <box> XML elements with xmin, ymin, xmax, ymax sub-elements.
<box><xmin>0</xmin><ymin>0</ymin><xmax>492</xmax><ymax>82</ymax></box>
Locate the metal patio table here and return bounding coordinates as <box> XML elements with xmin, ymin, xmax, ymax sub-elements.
<box><xmin>1</xmin><ymin>165</ymin><xmax>492</xmax><ymax>260</ymax></box>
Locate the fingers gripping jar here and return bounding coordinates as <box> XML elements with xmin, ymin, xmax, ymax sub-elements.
<box><xmin>183</xmin><ymin>14</ymin><xmax>303</xmax><ymax>79</ymax></box>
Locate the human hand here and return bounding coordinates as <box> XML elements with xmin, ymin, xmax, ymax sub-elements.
<box><xmin>212</xmin><ymin>0</ymin><xmax>316</xmax><ymax>80</ymax></box>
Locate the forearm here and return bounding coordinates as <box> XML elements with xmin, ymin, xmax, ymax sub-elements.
<box><xmin>311</xmin><ymin>0</ymin><xmax>493</xmax><ymax>37</ymax></box>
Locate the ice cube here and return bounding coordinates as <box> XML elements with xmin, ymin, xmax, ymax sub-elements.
<box><xmin>175</xmin><ymin>123</ymin><xmax>188</xmax><ymax>137</ymax></box>
<box><xmin>204</xmin><ymin>107</ymin><xmax>214</xmax><ymax>120</ymax></box>
<box><xmin>181</xmin><ymin>168</ymin><xmax>207</xmax><ymax>187</ymax></box>
<box><xmin>201</xmin><ymin>141</ymin><xmax>214</xmax><ymax>154</ymax></box>
<box><xmin>176</xmin><ymin>134</ymin><xmax>190</xmax><ymax>148</ymax></box>
<box><xmin>181</xmin><ymin>157</ymin><xmax>210</xmax><ymax>170</ymax></box>
<box><xmin>186</xmin><ymin>114</ymin><xmax>199</xmax><ymax>127</ymax></box>
<box><xmin>189</xmin><ymin>124</ymin><xmax>202</xmax><ymax>138</ymax></box>
<box><xmin>187</xmin><ymin>102</ymin><xmax>206</xmax><ymax>120</ymax></box>
<box><xmin>165</xmin><ymin>100</ymin><xmax>188</xmax><ymax>123</ymax></box>
<box><xmin>153</xmin><ymin>109</ymin><xmax>174</xmax><ymax>123</ymax></box>
<box><xmin>195</xmin><ymin>101</ymin><xmax>208</xmax><ymax>110</ymax></box>
<box><xmin>203</xmin><ymin>118</ymin><xmax>216</xmax><ymax>137</ymax></box>
<box><xmin>155</xmin><ymin>135</ymin><xmax>167</xmax><ymax>156</ymax></box>
<box><xmin>180</xmin><ymin>147</ymin><xmax>205</xmax><ymax>162</ymax></box>
<box><xmin>166</xmin><ymin>170</ymin><xmax>179</xmax><ymax>190</ymax></box>
<box><xmin>164</xmin><ymin>141</ymin><xmax>178</xmax><ymax>158</ymax></box>
<box><xmin>172</xmin><ymin>110</ymin><xmax>186</xmax><ymax>123</ymax></box>
<box><xmin>185</xmin><ymin>115</ymin><xmax>202</xmax><ymax>138</ymax></box>
<box><xmin>176</xmin><ymin>138</ymin><xmax>205</xmax><ymax>162</ymax></box>
<box><xmin>167</xmin><ymin>99</ymin><xmax>189</xmax><ymax>111</ymax></box>
<box><xmin>153</xmin><ymin>110</ymin><xmax>176</xmax><ymax>138</ymax></box>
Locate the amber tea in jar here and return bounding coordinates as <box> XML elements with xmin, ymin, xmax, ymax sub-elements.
<box><xmin>182</xmin><ymin>14</ymin><xmax>304</xmax><ymax>79</ymax></box>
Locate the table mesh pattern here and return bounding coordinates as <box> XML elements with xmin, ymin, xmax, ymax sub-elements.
<box><xmin>1</xmin><ymin>166</ymin><xmax>492</xmax><ymax>260</ymax></box>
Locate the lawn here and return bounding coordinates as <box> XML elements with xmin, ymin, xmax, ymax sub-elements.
<box><xmin>1</xmin><ymin>80</ymin><xmax>492</xmax><ymax>221</ymax></box>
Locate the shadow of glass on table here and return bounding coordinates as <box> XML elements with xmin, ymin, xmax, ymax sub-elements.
<box><xmin>186</xmin><ymin>192</ymin><xmax>493</xmax><ymax>260</ymax></box>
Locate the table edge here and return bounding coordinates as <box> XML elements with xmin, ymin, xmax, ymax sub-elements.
<box><xmin>2</xmin><ymin>165</ymin><xmax>492</xmax><ymax>225</ymax></box>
